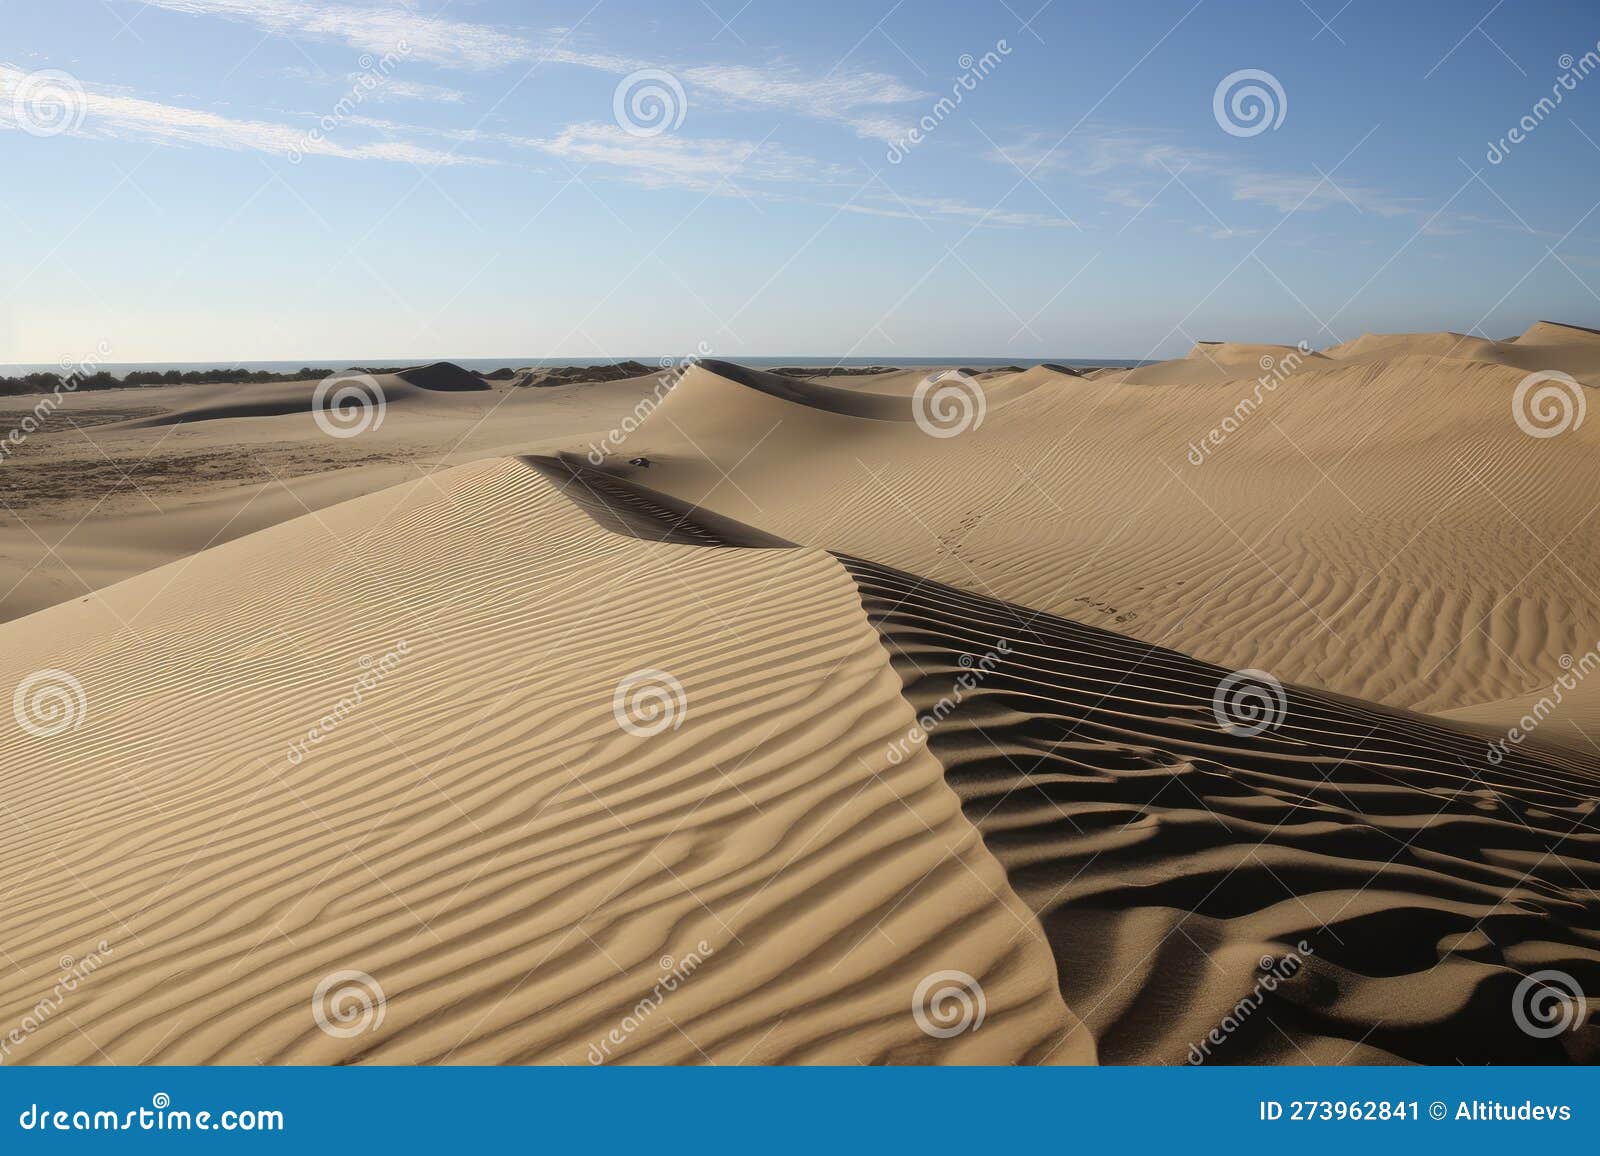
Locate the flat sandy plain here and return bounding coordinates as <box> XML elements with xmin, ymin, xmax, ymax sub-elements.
<box><xmin>0</xmin><ymin>323</ymin><xmax>1597</xmax><ymax>1065</ymax></box>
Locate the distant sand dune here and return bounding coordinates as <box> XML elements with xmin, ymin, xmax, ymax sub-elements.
<box><xmin>115</xmin><ymin>363</ymin><xmax>491</xmax><ymax>430</ymax></box>
<box><xmin>1322</xmin><ymin>322</ymin><xmax>1600</xmax><ymax>377</ymax></box>
<box><xmin>599</xmin><ymin>350</ymin><xmax>1600</xmax><ymax>719</ymax></box>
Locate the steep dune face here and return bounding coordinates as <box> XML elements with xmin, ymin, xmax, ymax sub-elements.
<box><xmin>0</xmin><ymin>457</ymin><xmax>1083</xmax><ymax>1065</ymax></box>
<box><xmin>841</xmin><ymin>554</ymin><xmax>1600</xmax><ymax>1065</ymax></box>
<box><xmin>599</xmin><ymin>354</ymin><xmax>1600</xmax><ymax>716</ymax></box>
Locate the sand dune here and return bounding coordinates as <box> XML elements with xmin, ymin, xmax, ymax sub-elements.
<box><xmin>0</xmin><ymin>372</ymin><xmax>666</xmax><ymax>622</ymax></box>
<box><xmin>1106</xmin><ymin>341</ymin><xmax>1330</xmax><ymax>386</ymax></box>
<box><xmin>117</xmin><ymin>363</ymin><xmax>491</xmax><ymax>430</ymax></box>
<box><xmin>603</xmin><ymin>349</ymin><xmax>1599</xmax><ymax>716</ymax></box>
<box><xmin>1323</xmin><ymin>322</ymin><xmax>1600</xmax><ymax>377</ymax></box>
<box><xmin>842</xmin><ymin>554</ymin><xmax>1600</xmax><ymax>1065</ymax></box>
<box><xmin>3</xmin><ymin>324</ymin><xmax>1598</xmax><ymax>1066</ymax></box>
<box><xmin>0</xmin><ymin>457</ymin><xmax>1084</xmax><ymax>1065</ymax></box>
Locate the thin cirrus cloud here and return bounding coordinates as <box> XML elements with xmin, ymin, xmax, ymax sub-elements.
<box><xmin>276</xmin><ymin>67</ymin><xmax>469</xmax><ymax>105</ymax></box>
<box><xmin>126</xmin><ymin>0</ymin><xmax>924</xmax><ymax>139</ymax></box>
<box><xmin>0</xmin><ymin>63</ymin><xmax>1066</xmax><ymax>230</ymax></box>
<box><xmin>529</xmin><ymin>123</ymin><xmax>830</xmax><ymax>192</ymax></box>
<box><xmin>127</xmin><ymin>0</ymin><xmax>541</xmax><ymax>70</ymax></box>
<box><xmin>678</xmin><ymin>64</ymin><xmax>924</xmax><ymax>142</ymax></box>
<box><xmin>0</xmin><ymin>65</ymin><xmax>475</xmax><ymax>166</ymax></box>
<box><xmin>992</xmin><ymin>128</ymin><xmax>1422</xmax><ymax>220</ymax></box>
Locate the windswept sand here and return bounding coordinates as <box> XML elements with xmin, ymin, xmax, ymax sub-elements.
<box><xmin>0</xmin><ymin>326</ymin><xmax>1596</xmax><ymax>1064</ymax></box>
<box><xmin>0</xmin><ymin>457</ymin><xmax>1082</xmax><ymax>1064</ymax></box>
<box><xmin>609</xmin><ymin>328</ymin><xmax>1600</xmax><ymax>718</ymax></box>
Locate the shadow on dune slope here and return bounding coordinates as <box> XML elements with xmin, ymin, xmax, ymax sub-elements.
<box><xmin>522</xmin><ymin>455</ymin><xmax>795</xmax><ymax>548</ymax></box>
<box><xmin>694</xmin><ymin>359</ymin><xmax>913</xmax><ymax>421</ymax></box>
<box><xmin>839</xmin><ymin>554</ymin><xmax>1600</xmax><ymax>1066</ymax></box>
<box><xmin>516</xmin><ymin>459</ymin><xmax>1600</xmax><ymax>1065</ymax></box>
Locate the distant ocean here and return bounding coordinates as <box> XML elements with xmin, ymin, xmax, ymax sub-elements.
<box><xmin>0</xmin><ymin>356</ymin><xmax>1147</xmax><ymax>378</ymax></box>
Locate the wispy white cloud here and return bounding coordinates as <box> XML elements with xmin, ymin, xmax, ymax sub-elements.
<box><xmin>377</xmin><ymin>78</ymin><xmax>467</xmax><ymax>104</ymax></box>
<box><xmin>680</xmin><ymin>64</ymin><xmax>923</xmax><ymax>142</ymax></box>
<box><xmin>0</xmin><ymin>65</ymin><xmax>478</xmax><ymax>165</ymax></box>
<box><xmin>841</xmin><ymin>194</ymin><xmax>1078</xmax><ymax>230</ymax></box>
<box><xmin>276</xmin><ymin>67</ymin><xmax>467</xmax><ymax>104</ymax></box>
<box><xmin>127</xmin><ymin>0</ymin><xmax>924</xmax><ymax>140</ymax></box>
<box><xmin>528</xmin><ymin>122</ymin><xmax>827</xmax><ymax>191</ymax></box>
<box><xmin>992</xmin><ymin>128</ymin><xmax>1420</xmax><ymax>219</ymax></box>
<box><xmin>132</xmin><ymin>0</ymin><xmax>539</xmax><ymax>70</ymax></box>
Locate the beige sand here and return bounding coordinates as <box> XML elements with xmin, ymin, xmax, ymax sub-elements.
<box><xmin>0</xmin><ymin>457</ymin><xmax>1084</xmax><ymax>1064</ymax></box>
<box><xmin>0</xmin><ymin>327</ymin><xmax>1596</xmax><ymax>1065</ymax></box>
<box><xmin>605</xmin><ymin>337</ymin><xmax>1599</xmax><ymax>719</ymax></box>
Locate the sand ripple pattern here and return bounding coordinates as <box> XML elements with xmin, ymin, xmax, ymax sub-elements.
<box><xmin>0</xmin><ymin>458</ymin><xmax>1079</xmax><ymax>1065</ymax></box>
<box><xmin>840</xmin><ymin>554</ymin><xmax>1600</xmax><ymax>1065</ymax></box>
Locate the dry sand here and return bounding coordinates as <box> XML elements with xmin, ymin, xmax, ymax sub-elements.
<box><xmin>0</xmin><ymin>328</ymin><xmax>1596</xmax><ymax>1065</ymax></box>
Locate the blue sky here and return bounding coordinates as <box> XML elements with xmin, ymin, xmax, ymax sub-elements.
<box><xmin>2</xmin><ymin>0</ymin><xmax>1598</xmax><ymax>363</ymax></box>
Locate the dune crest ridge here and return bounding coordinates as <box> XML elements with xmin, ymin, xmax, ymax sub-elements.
<box><xmin>0</xmin><ymin>457</ymin><xmax>1085</xmax><ymax>1065</ymax></box>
